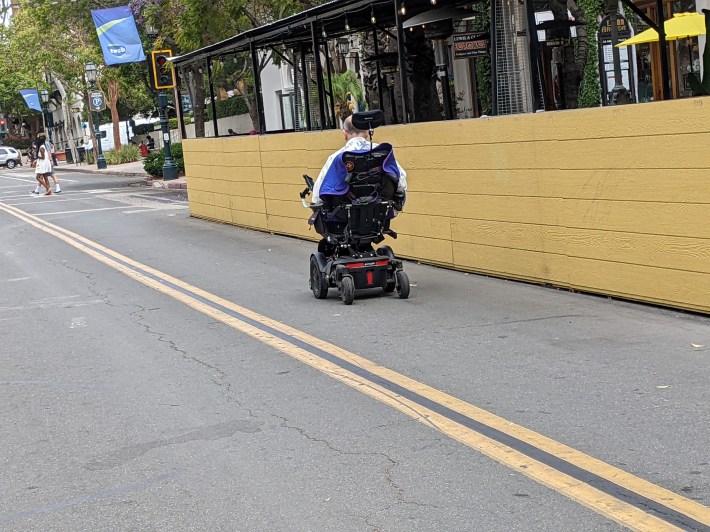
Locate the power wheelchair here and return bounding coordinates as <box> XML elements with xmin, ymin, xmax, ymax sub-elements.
<box><xmin>300</xmin><ymin>110</ymin><xmax>410</xmax><ymax>305</ymax></box>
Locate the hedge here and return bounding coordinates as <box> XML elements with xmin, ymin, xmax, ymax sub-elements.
<box><xmin>143</xmin><ymin>143</ymin><xmax>185</xmax><ymax>178</ymax></box>
<box><xmin>205</xmin><ymin>97</ymin><xmax>249</xmax><ymax>120</ymax></box>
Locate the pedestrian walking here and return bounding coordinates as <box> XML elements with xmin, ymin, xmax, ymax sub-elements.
<box><xmin>33</xmin><ymin>134</ymin><xmax>52</xmax><ymax>196</ymax></box>
<box><xmin>146</xmin><ymin>135</ymin><xmax>155</xmax><ymax>150</ymax></box>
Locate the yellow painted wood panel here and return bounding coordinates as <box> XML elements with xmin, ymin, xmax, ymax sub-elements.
<box><xmin>407</xmin><ymin>169</ymin><xmax>564</xmax><ymax>197</ymax></box>
<box><xmin>266</xmin><ymin>215</ymin><xmax>318</xmax><ymax>240</ymax></box>
<box><xmin>215</xmin><ymin>166</ymin><xmax>264</xmax><ymax>183</ymax></box>
<box><xmin>453</xmin><ymin>242</ymin><xmax>569</xmax><ymax>285</ymax></box>
<box><xmin>556</xmin><ymin>169</ymin><xmax>710</xmax><ymax>203</ymax></box>
<box><xmin>567</xmin><ymin>257</ymin><xmax>710</xmax><ymax>313</ymax></box>
<box><xmin>262</xmin><ymin>166</ymin><xmax>323</xmax><ymax>185</ymax></box>
<box><xmin>388</xmin><ymin>234</ymin><xmax>454</xmax><ymax>264</ymax></box>
<box><xmin>259</xmin><ymin>130</ymin><xmax>343</xmax><ymax>152</ymax></box>
<box><xmin>213</xmin><ymin>180</ymin><xmax>265</xmax><ymax>198</ymax></box>
<box><xmin>232</xmin><ymin>209</ymin><xmax>268</xmax><ymax>229</ymax></box>
<box><xmin>214</xmin><ymin>206</ymin><xmax>231</xmax><ymax>222</ymax></box>
<box><xmin>230</xmin><ymin>195</ymin><xmax>267</xmax><ymax>214</ymax></box>
<box><xmin>564</xmin><ymin>229</ymin><xmax>710</xmax><ymax>275</ymax></box>
<box><xmin>190</xmin><ymin>202</ymin><xmax>216</xmax><ymax>220</ymax></box>
<box><xmin>564</xmin><ymin>200</ymin><xmax>710</xmax><ymax>239</ymax></box>
<box><xmin>260</xmin><ymin>149</ymin><xmax>336</xmax><ymax>169</ymax></box>
<box><xmin>396</xmin><ymin>142</ymin><xmax>559</xmax><ymax>171</ymax></box>
<box><xmin>391</xmin><ymin>213</ymin><xmax>452</xmax><ymax>241</ymax></box>
<box><xmin>405</xmin><ymin>193</ymin><xmax>563</xmax><ymax>225</ymax></box>
<box><xmin>190</xmin><ymin>190</ymin><xmax>215</xmax><ymax>206</ymax></box>
<box><xmin>265</xmin><ymin>198</ymin><xmax>310</xmax><ymax>219</ymax></box>
<box><xmin>214</xmin><ymin>194</ymin><xmax>230</xmax><ymax>209</ymax></box>
<box><xmin>263</xmin><ymin>183</ymin><xmax>306</xmax><ymax>201</ymax></box>
<box><xmin>558</xmin><ymin>133</ymin><xmax>710</xmax><ymax>170</ymax></box>
<box><xmin>451</xmin><ymin>219</ymin><xmax>568</xmax><ymax>255</ymax></box>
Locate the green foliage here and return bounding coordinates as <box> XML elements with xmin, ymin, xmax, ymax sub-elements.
<box><xmin>104</xmin><ymin>144</ymin><xmax>141</xmax><ymax>165</ymax></box>
<box><xmin>688</xmin><ymin>11</ymin><xmax>710</xmax><ymax>95</ymax></box>
<box><xmin>331</xmin><ymin>71</ymin><xmax>365</xmax><ymax>120</ymax></box>
<box><xmin>577</xmin><ymin>0</ymin><xmax>603</xmax><ymax>108</ymax></box>
<box><xmin>143</xmin><ymin>143</ymin><xmax>185</xmax><ymax>177</ymax></box>
<box><xmin>204</xmin><ymin>97</ymin><xmax>249</xmax><ymax>120</ymax></box>
<box><xmin>1</xmin><ymin>134</ymin><xmax>32</xmax><ymax>151</ymax></box>
<box><xmin>86</xmin><ymin>150</ymin><xmax>95</xmax><ymax>165</ymax></box>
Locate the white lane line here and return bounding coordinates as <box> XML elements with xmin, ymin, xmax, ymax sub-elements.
<box><xmin>0</xmin><ymin>174</ymin><xmax>79</xmax><ymax>183</ymax></box>
<box><xmin>34</xmin><ymin>206</ymin><xmax>153</xmax><ymax>216</ymax></box>
<box><xmin>7</xmin><ymin>197</ymin><xmax>123</xmax><ymax>206</ymax></box>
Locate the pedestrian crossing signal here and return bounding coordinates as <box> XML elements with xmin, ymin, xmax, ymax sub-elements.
<box><xmin>151</xmin><ymin>50</ymin><xmax>175</xmax><ymax>90</ymax></box>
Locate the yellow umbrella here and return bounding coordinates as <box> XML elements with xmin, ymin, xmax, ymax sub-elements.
<box><xmin>616</xmin><ymin>12</ymin><xmax>706</xmax><ymax>47</ymax></box>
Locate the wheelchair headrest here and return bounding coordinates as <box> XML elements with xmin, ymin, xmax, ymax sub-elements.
<box><xmin>341</xmin><ymin>143</ymin><xmax>393</xmax><ymax>175</ymax></box>
<box><xmin>352</xmin><ymin>110</ymin><xmax>384</xmax><ymax>130</ymax></box>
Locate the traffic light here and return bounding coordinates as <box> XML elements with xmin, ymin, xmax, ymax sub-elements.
<box><xmin>151</xmin><ymin>50</ymin><xmax>175</xmax><ymax>90</ymax></box>
<box><xmin>0</xmin><ymin>117</ymin><xmax>6</xmax><ymax>137</ymax></box>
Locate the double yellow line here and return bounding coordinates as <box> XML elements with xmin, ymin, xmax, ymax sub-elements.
<box><xmin>2</xmin><ymin>200</ymin><xmax>708</xmax><ymax>531</ymax></box>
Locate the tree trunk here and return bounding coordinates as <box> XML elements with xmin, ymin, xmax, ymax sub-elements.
<box><xmin>186</xmin><ymin>64</ymin><xmax>206</xmax><ymax>138</ymax></box>
<box><xmin>107</xmin><ymin>79</ymin><xmax>121</xmax><ymax>149</ymax></box>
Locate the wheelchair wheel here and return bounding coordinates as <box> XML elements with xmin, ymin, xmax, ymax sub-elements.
<box><xmin>340</xmin><ymin>276</ymin><xmax>355</xmax><ymax>305</ymax></box>
<box><xmin>383</xmin><ymin>275</ymin><xmax>396</xmax><ymax>293</ymax></box>
<box><xmin>395</xmin><ymin>270</ymin><xmax>410</xmax><ymax>299</ymax></box>
<box><xmin>310</xmin><ymin>256</ymin><xmax>328</xmax><ymax>299</ymax></box>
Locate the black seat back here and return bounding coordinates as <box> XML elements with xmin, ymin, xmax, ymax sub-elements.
<box><xmin>342</xmin><ymin>143</ymin><xmax>396</xmax><ymax>203</ymax></box>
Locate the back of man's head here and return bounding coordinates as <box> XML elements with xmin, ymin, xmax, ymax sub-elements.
<box><xmin>343</xmin><ymin>116</ymin><xmax>367</xmax><ymax>139</ymax></box>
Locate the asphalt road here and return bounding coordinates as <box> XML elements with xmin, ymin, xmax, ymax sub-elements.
<box><xmin>1</xmin><ymin>168</ymin><xmax>709</xmax><ymax>531</ymax></box>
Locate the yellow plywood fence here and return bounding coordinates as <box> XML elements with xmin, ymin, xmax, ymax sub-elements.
<box><xmin>184</xmin><ymin>98</ymin><xmax>710</xmax><ymax>314</ymax></box>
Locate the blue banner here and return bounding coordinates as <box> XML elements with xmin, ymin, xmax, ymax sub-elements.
<box><xmin>91</xmin><ymin>6</ymin><xmax>145</xmax><ymax>66</ymax></box>
<box><xmin>19</xmin><ymin>89</ymin><xmax>42</xmax><ymax>112</ymax></box>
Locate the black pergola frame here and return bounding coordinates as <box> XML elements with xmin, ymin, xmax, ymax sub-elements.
<box><xmin>173</xmin><ymin>0</ymin><xmax>466</xmax><ymax>136</ymax></box>
<box><xmin>173</xmin><ymin>0</ymin><xmax>673</xmax><ymax>137</ymax></box>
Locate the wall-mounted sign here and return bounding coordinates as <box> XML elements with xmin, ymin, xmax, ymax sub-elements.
<box><xmin>89</xmin><ymin>90</ymin><xmax>107</xmax><ymax>112</ymax></box>
<box><xmin>597</xmin><ymin>14</ymin><xmax>635</xmax><ymax>105</ymax></box>
<box><xmin>453</xmin><ymin>32</ymin><xmax>490</xmax><ymax>59</ymax></box>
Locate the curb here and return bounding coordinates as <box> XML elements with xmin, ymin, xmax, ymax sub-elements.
<box><xmin>54</xmin><ymin>166</ymin><xmax>150</xmax><ymax>178</ymax></box>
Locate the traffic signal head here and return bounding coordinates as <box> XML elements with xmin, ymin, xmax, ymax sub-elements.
<box><xmin>151</xmin><ymin>50</ymin><xmax>175</xmax><ymax>90</ymax></box>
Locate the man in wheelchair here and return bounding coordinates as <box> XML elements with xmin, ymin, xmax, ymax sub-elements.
<box><xmin>311</xmin><ymin>115</ymin><xmax>407</xmax><ymax>211</ymax></box>
<box><xmin>300</xmin><ymin>110</ymin><xmax>410</xmax><ymax>305</ymax></box>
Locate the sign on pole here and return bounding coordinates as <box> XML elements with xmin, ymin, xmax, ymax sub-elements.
<box><xmin>89</xmin><ymin>90</ymin><xmax>107</xmax><ymax>112</ymax></box>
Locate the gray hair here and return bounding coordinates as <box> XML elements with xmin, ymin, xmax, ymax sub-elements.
<box><xmin>342</xmin><ymin>116</ymin><xmax>367</xmax><ymax>136</ymax></box>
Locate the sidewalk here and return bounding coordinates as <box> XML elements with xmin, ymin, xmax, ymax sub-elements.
<box><xmin>54</xmin><ymin>160</ymin><xmax>187</xmax><ymax>189</ymax></box>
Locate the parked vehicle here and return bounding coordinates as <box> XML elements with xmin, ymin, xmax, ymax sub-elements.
<box><xmin>0</xmin><ymin>146</ymin><xmax>22</xmax><ymax>169</ymax></box>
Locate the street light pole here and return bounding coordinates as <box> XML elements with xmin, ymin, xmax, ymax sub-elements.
<box><xmin>84</xmin><ymin>61</ymin><xmax>107</xmax><ymax>170</ymax></box>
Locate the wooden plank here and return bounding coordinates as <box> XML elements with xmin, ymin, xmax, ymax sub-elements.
<box><xmin>564</xmin><ymin>228</ymin><xmax>710</xmax><ymax>275</ymax></box>
<box><xmin>406</xmin><ymin>169</ymin><xmax>564</xmax><ymax>197</ymax></box>
<box><xmin>260</xmin><ymin>149</ymin><xmax>335</xmax><ymax>169</ymax></box>
<box><xmin>557</xmin><ymin>169</ymin><xmax>710</xmax><ymax>203</ymax></box>
<box><xmin>214</xmin><ymin>206</ymin><xmax>232</xmax><ymax>223</ymax></box>
<box><xmin>406</xmin><ymin>193</ymin><xmax>563</xmax><ymax>225</ymax></box>
<box><xmin>218</xmin><ymin>180</ymin><xmax>265</xmax><ymax>199</ymax></box>
<box><xmin>266</xmin><ymin>215</ymin><xmax>318</xmax><ymax>240</ymax></box>
<box><xmin>389</xmin><ymin>234</ymin><xmax>454</xmax><ymax>264</ymax></box>
<box><xmin>232</xmin><ymin>209</ymin><xmax>268</xmax><ymax>230</ymax></box>
<box><xmin>263</xmin><ymin>183</ymin><xmax>306</xmax><ymax>202</ymax></box>
<box><xmin>229</xmin><ymin>195</ymin><xmax>266</xmax><ymax>214</ymax></box>
<box><xmin>392</xmin><ymin>213</ymin><xmax>452</xmax><ymax>240</ymax></box>
<box><xmin>214</xmin><ymin>194</ymin><xmax>230</xmax><ymax>209</ymax></box>
<box><xmin>564</xmin><ymin>199</ymin><xmax>710</xmax><ymax>239</ymax></box>
<box><xmin>259</xmin><ymin>130</ymin><xmax>343</xmax><ymax>152</ymax></box>
<box><xmin>558</xmin><ymin>132</ymin><xmax>710</xmax><ymax>170</ymax></box>
<box><xmin>451</xmin><ymin>219</ymin><xmax>568</xmax><ymax>255</ymax></box>
<box><xmin>264</xmin><ymin>198</ymin><xmax>310</xmax><ymax>219</ymax></box>
<box><xmin>262</xmin><ymin>166</ymin><xmax>323</xmax><ymax>185</ymax></box>
<box><xmin>190</xmin><ymin>202</ymin><xmax>216</xmax><ymax>220</ymax></box>
<box><xmin>453</xmin><ymin>242</ymin><xmax>569</xmax><ymax>285</ymax></box>
<box><xmin>189</xmin><ymin>190</ymin><xmax>215</xmax><ymax>206</ymax></box>
<box><xmin>567</xmin><ymin>257</ymin><xmax>710</xmax><ymax>314</ymax></box>
<box><xmin>217</xmin><ymin>166</ymin><xmax>264</xmax><ymax>183</ymax></box>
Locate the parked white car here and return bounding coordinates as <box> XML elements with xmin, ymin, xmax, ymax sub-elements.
<box><xmin>0</xmin><ymin>146</ymin><xmax>22</xmax><ymax>169</ymax></box>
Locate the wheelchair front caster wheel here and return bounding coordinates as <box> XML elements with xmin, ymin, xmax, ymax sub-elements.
<box><xmin>396</xmin><ymin>270</ymin><xmax>410</xmax><ymax>299</ymax></box>
<box><xmin>340</xmin><ymin>276</ymin><xmax>355</xmax><ymax>305</ymax></box>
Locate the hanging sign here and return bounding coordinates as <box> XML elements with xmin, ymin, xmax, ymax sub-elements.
<box><xmin>453</xmin><ymin>32</ymin><xmax>490</xmax><ymax>59</ymax></box>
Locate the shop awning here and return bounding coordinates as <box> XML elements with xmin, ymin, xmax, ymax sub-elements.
<box><xmin>616</xmin><ymin>12</ymin><xmax>706</xmax><ymax>46</ymax></box>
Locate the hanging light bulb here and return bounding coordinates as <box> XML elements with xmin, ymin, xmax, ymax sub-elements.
<box><xmin>430</xmin><ymin>0</ymin><xmax>437</xmax><ymax>4</ymax></box>
<box><xmin>322</xmin><ymin>27</ymin><xmax>327</xmax><ymax>39</ymax></box>
<box><xmin>409</xmin><ymin>27</ymin><xmax>413</xmax><ymax>32</ymax></box>
<box><xmin>370</xmin><ymin>7</ymin><xmax>376</xmax><ymax>24</ymax></box>
<box><xmin>344</xmin><ymin>15</ymin><xmax>350</xmax><ymax>32</ymax></box>
<box><xmin>399</xmin><ymin>2</ymin><xmax>406</xmax><ymax>15</ymax></box>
